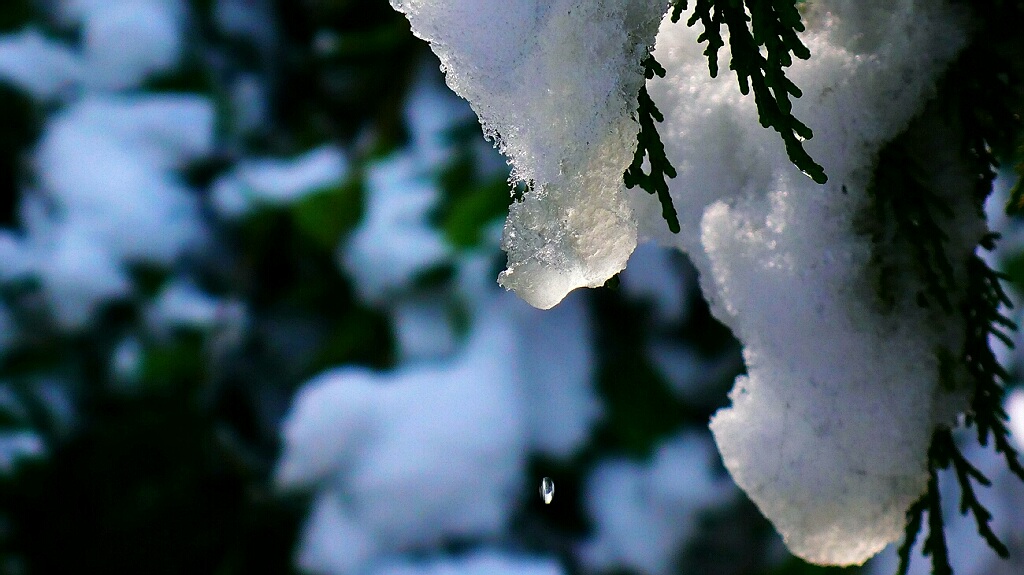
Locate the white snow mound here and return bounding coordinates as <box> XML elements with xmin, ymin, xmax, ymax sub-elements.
<box><xmin>391</xmin><ymin>0</ymin><xmax>669</xmax><ymax>308</ymax></box>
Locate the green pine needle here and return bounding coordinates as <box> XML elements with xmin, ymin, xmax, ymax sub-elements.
<box><xmin>625</xmin><ymin>53</ymin><xmax>681</xmax><ymax>234</ymax></box>
<box><xmin>677</xmin><ymin>0</ymin><xmax>827</xmax><ymax>183</ymax></box>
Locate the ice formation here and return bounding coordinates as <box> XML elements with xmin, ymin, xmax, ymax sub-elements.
<box><xmin>393</xmin><ymin>0</ymin><xmax>988</xmax><ymax>566</ymax></box>
<box><xmin>391</xmin><ymin>0</ymin><xmax>667</xmax><ymax>309</ymax></box>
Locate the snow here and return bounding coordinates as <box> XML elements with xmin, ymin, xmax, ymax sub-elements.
<box><xmin>580</xmin><ymin>431</ymin><xmax>736</xmax><ymax>575</ymax></box>
<box><xmin>0</xmin><ymin>3</ymin><xmax>211</xmax><ymax>331</ymax></box>
<box><xmin>277</xmin><ymin>258</ymin><xmax>601</xmax><ymax>573</ymax></box>
<box><xmin>8</xmin><ymin>94</ymin><xmax>213</xmax><ymax>329</ymax></box>
<box><xmin>75</xmin><ymin>0</ymin><xmax>184</xmax><ymax>90</ymax></box>
<box><xmin>110</xmin><ymin>335</ymin><xmax>144</xmax><ymax>387</ymax></box>
<box><xmin>31</xmin><ymin>223</ymin><xmax>132</xmax><ymax>331</ymax></box>
<box><xmin>211</xmin><ymin>146</ymin><xmax>348</xmax><ymax>218</ymax></box>
<box><xmin>33</xmin><ymin>95</ymin><xmax>211</xmax><ymax>267</ymax></box>
<box><xmin>1009</xmin><ymin>389</ymin><xmax>1024</xmax><ymax>450</ymax></box>
<box><xmin>145</xmin><ymin>279</ymin><xmax>246</xmax><ymax>336</ymax></box>
<box><xmin>391</xmin><ymin>295</ymin><xmax>459</xmax><ymax>363</ymax></box>
<box><xmin>340</xmin><ymin>151</ymin><xmax>450</xmax><ymax>306</ymax></box>
<box><xmin>394</xmin><ymin>0</ymin><xmax>986</xmax><ymax>566</ymax></box>
<box><xmin>391</xmin><ymin>0</ymin><xmax>668</xmax><ymax>309</ymax></box>
<box><xmin>369</xmin><ymin>551</ymin><xmax>565</xmax><ymax>575</ymax></box>
<box><xmin>0</xmin><ymin>431</ymin><xmax>46</xmax><ymax>474</ymax></box>
<box><xmin>647</xmin><ymin>1</ymin><xmax>976</xmax><ymax>564</ymax></box>
<box><xmin>0</xmin><ymin>29</ymin><xmax>83</xmax><ymax>99</ymax></box>
<box><xmin>338</xmin><ymin>68</ymin><xmax>476</xmax><ymax>307</ymax></box>
<box><xmin>276</xmin><ymin>307</ymin><xmax>528</xmax><ymax>574</ymax></box>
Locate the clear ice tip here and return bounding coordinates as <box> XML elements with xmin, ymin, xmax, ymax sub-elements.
<box><xmin>539</xmin><ymin>477</ymin><xmax>554</xmax><ymax>504</ymax></box>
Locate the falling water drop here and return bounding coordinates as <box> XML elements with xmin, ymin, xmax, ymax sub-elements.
<box><xmin>539</xmin><ymin>477</ymin><xmax>554</xmax><ymax>504</ymax></box>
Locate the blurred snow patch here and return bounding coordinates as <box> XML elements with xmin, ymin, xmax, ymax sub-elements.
<box><xmin>341</xmin><ymin>152</ymin><xmax>449</xmax><ymax>305</ymax></box>
<box><xmin>580</xmin><ymin>431</ymin><xmax>736</xmax><ymax>575</ymax></box>
<box><xmin>0</xmin><ymin>431</ymin><xmax>45</xmax><ymax>473</ymax></box>
<box><xmin>68</xmin><ymin>0</ymin><xmax>184</xmax><ymax>90</ymax></box>
<box><xmin>111</xmin><ymin>335</ymin><xmax>144</xmax><ymax>387</ymax></box>
<box><xmin>147</xmin><ymin>279</ymin><xmax>246</xmax><ymax>334</ymax></box>
<box><xmin>512</xmin><ymin>291</ymin><xmax>600</xmax><ymax>459</ymax></box>
<box><xmin>29</xmin><ymin>223</ymin><xmax>131</xmax><ymax>331</ymax></box>
<box><xmin>403</xmin><ymin>66</ymin><xmax>477</xmax><ymax>167</ymax></box>
<box><xmin>277</xmin><ymin>308</ymin><xmax>526</xmax><ymax>574</ymax></box>
<box><xmin>620</xmin><ymin>243</ymin><xmax>691</xmax><ymax>325</ymax></box>
<box><xmin>35</xmin><ymin>95</ymin><xmax>211</xmax><ymax>266</ymax></box>
<box><xmin>9</xmin><ymin>93</ymin><xmax>213</xmax><ymax>329</ymax></box>
<box><xmin>392</xmin><ymin>296</ymin><xmax>458</xmax><ymax>362</ymax></box>
<box><xmin>212</xmin><ymin>146</ymin><xmax>347</xmax><ymax>218</ymax></box>
<box><xmin>1008</xmin><ymin>388</ymin><xmax>1024</xmax><ymax>452</ymax></box>
<box><xmin>370</xmin><ymin>550</ymin><xmax>565</xmax><ymax>575</ymax></box>
<box><xmin>0</xmin><ymin>29</ymin><xmax>82</xmax><ymax>99</ymax></box>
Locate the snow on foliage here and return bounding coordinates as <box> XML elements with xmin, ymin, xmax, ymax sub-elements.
<box><xmin>276</xmin><ymin>280</ymin><xmax>600</xmax><ymax>573</ymax></box>
<box><xmin>391</xmin><ymin>0</ymin><xmax>667</xmax><ymax>309</ymax></box>
<box><xmin>392</xmin><ymin>0</ymin><xmax>985</xmax><ymax>566</ymax></box>
<box><xmin>12</xmin><ymin>95</ymin><xmax>212</xmax><ymax>329</ymax></box>
<box><xmin>580</xmin><ymin>431</ymin><xmax>735</xmax><ymax>575</ymax></box>
<box><xmin>0</xmin><ymin>29</ymin><xmax>83</xmax><ymax>99</ymax></box>
<box><xmin>869</xmin><ymin>393</ymin><xmax>1024</xmax><ymax>575</ymax></box>
<box><xmin>276</xmin><ymin>306</ymin><xmax>526</xmax><ymax>574</ymax></box>
<box><xmin>61</xmin><ymin>0</ymin><xmax>184</xmax><ymax>90</ymax></box>
<box><xmin>0</xmin><ymin>1</ymin><xmax>209</xmax><ymax>331</ymax></box>
<box><xmin>341</xmin><ymin>151</ymin><xmax>450</xmax><ymax>305</ymax></box>
<box><xmin>650</xmin><ymin>2</ymin><xmax>976</xmax><ymax>565</ymax></box>
<box><xmin>212</xmin><ymin>146</ymin><xmax>348</xmax><ymax>218</ymax></box>
<box><xmin>370</xmin><ymin>550</ymin><xmax>565</xmax><ymax>575</ymax></box>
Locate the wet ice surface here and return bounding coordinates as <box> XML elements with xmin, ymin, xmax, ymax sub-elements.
<box><xmin>391</xmin><ymin>0</ymin><xmax>667</xmax><ymax>309</ymax></box>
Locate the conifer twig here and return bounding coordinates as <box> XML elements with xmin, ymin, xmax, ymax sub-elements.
<box><xmin>625</xmin><ymin>54</ymin><xmax>681</xmax><ymax>234</ymax></box>
<box><xmin>674</xmin><ymin>0</ymin><xmax>827</xmax><ymax>183</ymax></box>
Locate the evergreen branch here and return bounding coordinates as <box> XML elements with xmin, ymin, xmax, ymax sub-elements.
<box><xmin>895</xmin><ymin>495</ymin><xmax>927</xmax><ymax>575</ymax></box>
<box><xmin>921</xmin><ymin>453</ymin><xmax>952</xmax><ymax>575</ymax></box>
<box><xmin>941</xmin><ymin>1</ymin><xmax>1024</xmax><ymax>215</ymax></box>
<box><xmin>1009</xmin><ymin>145</ymin><xmax>1024</xmax><ymax>213</ymax></box>
<box><xmin>865</xmin><ymin>2</ymin><xmax>1024</xmax><ymax>573</ymax></box>
<box><xmin>678</xmin><ymin>0</ymin><xmax>826</xmax><ymax>183</ymax></box>
<box><xmin>865</xmin><ymin>136</ymin><xmax>957</xmax><ymax>313</ymax></box>
<box><xmin>626</xmin><ymin>53</ymin><xmax>681</xmax><ymax>234</ymax></box>
<box><xmin>684</xmin><ymin>0</ymin><xmax>724</xmax><ymax>77</ymax></box>
<box><xmin>670</xmin><ymin>0</ymin><xmax>687</xmax><ymax>23</ymax></box>
<box><xmin>936</xmin><ymin>428</ymin><xmax>1010</xmax><ymax>557</ymax></box>
<box><xmin>963</xmin><ymin>255</ymin><xmax>1024</xmax><ymax>484</ymax></box>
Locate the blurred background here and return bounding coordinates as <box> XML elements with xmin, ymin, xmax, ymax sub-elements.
<box><xmin>0</xmin><ymin>2</ymin><xmax>1020</xmax><ymax>575</ymax></box>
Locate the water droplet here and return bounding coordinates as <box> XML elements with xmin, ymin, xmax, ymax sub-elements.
<box><xmin>539</xmin><ymin>477</ymin><xmax>554</xmax><ymax>504</ymax></box>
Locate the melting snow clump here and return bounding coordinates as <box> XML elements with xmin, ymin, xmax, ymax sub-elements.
<box><xmin>392</xmin><ymin>0</ymin><xmax>989</xmax><ymax>567</ymax></box>
<box><xmin>391</xmin><ymin>0</ymin><xmax>667</xmax><ymax>309</ymax></box>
